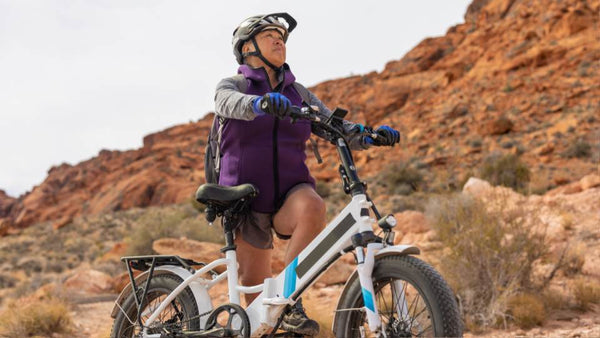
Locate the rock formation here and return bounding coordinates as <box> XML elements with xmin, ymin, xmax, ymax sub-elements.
<box><xmin>1</xmin><ymin>0</ymin><xmax>598</xmax><ymax>234</ymax></box>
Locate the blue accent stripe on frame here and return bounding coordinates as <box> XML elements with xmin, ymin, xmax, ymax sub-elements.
<box><xmin>284</xmin><ymin>257</ymin><xmax>299</xmax><ymax>298</ymax></box>
<box><xmin>361</xmin><ymin>287</ymin><xmax>375</xmax><ymax>312</ymax></box>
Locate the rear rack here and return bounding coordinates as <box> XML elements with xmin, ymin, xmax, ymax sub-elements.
<box><xmin>120</xmin><ymin>255</ymin><xmax>208</xmax><ymax>328</ymax></box>
<box><xmin>121</xmin><ymin>255</ymin><xmax>205</xmax><ymax>272</ymax></box>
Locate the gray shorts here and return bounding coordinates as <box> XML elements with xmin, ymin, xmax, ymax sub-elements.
<box><xmin>236</xmin><ymin>183</ymin><xmax>312</xmax><ymax>249</ymax></box>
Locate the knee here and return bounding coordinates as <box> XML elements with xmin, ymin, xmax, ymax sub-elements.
<box><xmin>302</xmin><ymin>194</ymin><xmax>327</xmax><ymax>233</ymax></box>
<box><xmin>300</xmin><ymin>193</ymin><xmax>326</xmax><ymax>225</ymax></box>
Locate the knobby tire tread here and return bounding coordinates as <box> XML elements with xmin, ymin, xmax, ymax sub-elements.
<box><xmin>334</xmin><ymin>255</ymin><xmax>462</xmax><ymax>337</ymax></box>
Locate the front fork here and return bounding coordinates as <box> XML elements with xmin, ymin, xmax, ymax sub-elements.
<box><xmin>355</xmin><ymin>242</ymin><xmax>381</xmax><ymax>333</ymax></box>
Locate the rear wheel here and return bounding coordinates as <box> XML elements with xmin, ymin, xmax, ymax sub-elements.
<box><xmin>111</xmin><ymin>274</ymin><xmax>200</xmax><ymax>338</ymax></box>
<box><xmin>333</xmin><ymin>255</ymin><xmax>462</xmax><ymax>337</ymax></box>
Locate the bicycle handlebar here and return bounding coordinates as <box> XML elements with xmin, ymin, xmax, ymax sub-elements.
<box><xmin>288</xmin><ymin>105</ymin><xmax>382</xmax><ymax>145</ymax></box>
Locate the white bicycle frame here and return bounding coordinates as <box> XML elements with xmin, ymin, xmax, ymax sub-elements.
<box><xmin>138</xmin><ymin>192</ymin><xmax>419</xmax><ymax>337</ymax></box>
<box><xmin>129</xmin><ymin>115</ymin><xmax>419</xmax><ymax>337</ymax></box>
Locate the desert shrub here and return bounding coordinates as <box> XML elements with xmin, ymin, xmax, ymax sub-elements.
<box><xmin>562</xmin><ymin>244</ymin><xmax>586</xmax><ymax>277</ymax></box>
<box><xmin>467</xmin><ymin>138</ymin><xmax>482</xmax><ymax>148</ymax></box>
<box><xmin>380</xmin><ymin>163</ymin><xmax>424</xmax><ymax>195</ymax></box>
<box><xmin>0</xmin><ymin>295</ymin><xmax>73</xmax><ymax>337</ymax></box>
<box><xmin>94</xmin><ymin>260</ymin><xmax>124</xmax><ymax>277</ymax></box>
<box><xmin>64</xmin><ymin>237</ymin><xmax>94</xmax><ymax>260</ymax></box>
<box><xmin>0</xmin><ymin>272</ymin><xmax>17</xmax><ymax>288</ymax></box>
<box><xmin>541</xmin><ymin>288</ymin><xmax>570</xmax><ymax>311</ymax></box>
<box><xmin>562</xmin><ymin>139</ymin><xmax>592</xmax><ymax>159</ymax></box>
<box><xmin>426</xmin><ymin>193</ymin><xmax>549</xmax><ymax>330</ymax></box>
<box><xmin>385</xmin><ymin>193</ymin><xmax>429</xmax><ymax>213</ymax></box>
<box><xmin>479</xmin><ymin>153</ymin><xmax>530</xmax><ymax>192</ymax></box>
<box><xmin>15</xmin><ymin>257</ymin><xmax>46</xmax><ymax>276</ymax></box>
<box><xmin>507</xmin><ymin>293</ymin><xmax>546</xmax><ymax>329</ymax></box>
<box><xmin>572</xmin><ymin>278</ymin><xmax>600</xmax><ymax>311</ymax></box>
<box><xmin>126</xmin><ymin>206</ymin><xmax>224</xmax><ymax>255</ymax></box>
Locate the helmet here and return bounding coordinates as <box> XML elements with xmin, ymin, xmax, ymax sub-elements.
<box><xmin>232</xmin><ymin>12</ymin><xmax>297</xmax><ymax>65</ymax></box>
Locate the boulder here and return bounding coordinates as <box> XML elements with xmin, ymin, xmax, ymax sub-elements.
<box><xmin>395</xmin><ymin>210</ymin><xmax>430</xmax><ymax>234</ymax></box>
<box><xmin>462</xmin><ymin>177</ymin><xmax>493</xmax><ymax>197</ymax></box>
<box><xmin>63</xmin><ymin>269</ymin><xmax>113</xmax><ymax>294</ymax></box>
<box><xmin>580</xmin><ymin>174</ymin><xmax>600</xmax><ymax>191</ymax></box>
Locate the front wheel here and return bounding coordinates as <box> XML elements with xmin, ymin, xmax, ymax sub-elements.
<box><xmin>111</xmin><ymin>274</ymin><xmax>200</xmax><ymax>338</ymax></box>
<box><xmin>333</xmin><ymin>255</ymin><xmax>462</xmax><ymax>337</ymax></box>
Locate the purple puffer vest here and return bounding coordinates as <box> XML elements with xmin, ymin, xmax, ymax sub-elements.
<box><xmin>218</xmin><ymin>64</ymin><xmax>315</xmax><ymax>213</ymax></box>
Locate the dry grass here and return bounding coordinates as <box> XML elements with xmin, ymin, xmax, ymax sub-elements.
<box><xmin>560</xmin><ymin>210</ymin><xmax>576</xmax><ymax>231</ymax></box>
<box><xmin>479</xmin><ymin>153</ymin><xmax>530</xmax><ymax>193</ymax></box>
<box><xmin>572</xmin><ymin>277</ymin><xmax>600</xmax><ymax>311</ymax></box>
<box><xmin>507</xmin><ymin>293</ymin><xmax>546</xmax><ymax>329</ymax></box>
<box><xmin>541</xmin><ymin>288</ymin><xmax>570</xmax><ymax>311</ymax></box>
<box><xmin>380</xmin><ymin>162</ymin><xmax>424</xmax><ymax>195</ymax></box>
<box><xmin>562</xmin><ymin>244</ymin><xmax>586</xmax><ymax>277</ymax></box>
<box><xmin>426</xmin><ymin>192</ymin><xmax>551</xmax><ymax>330</ymax></box>
<box><xmin>0</xmin><ymin>294</ymin><xmax>73</xmax><ymax>337</ymax></box>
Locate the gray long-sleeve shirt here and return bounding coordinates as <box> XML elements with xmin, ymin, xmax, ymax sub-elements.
<box><xmin>214</xmin><ymin>74</ymin><xmax>369</xmax><ymax>150</ymax></box>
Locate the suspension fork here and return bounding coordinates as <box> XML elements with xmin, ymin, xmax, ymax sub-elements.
<box><xmin>354</xmin><ymin>238</ymin><xmax>382</xmax><ymax>333</ymax></box>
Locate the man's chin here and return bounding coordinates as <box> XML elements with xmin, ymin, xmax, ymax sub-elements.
<box><xmin>268</xmin><ymin>60</ymin><xmax>285</xmax><ymax>68</ymax></box>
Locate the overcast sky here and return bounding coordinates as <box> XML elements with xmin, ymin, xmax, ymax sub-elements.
<box><xmin>0</xmin><ymin>0</ymin><xmax>472</xmax><ymax>197</ymax></box>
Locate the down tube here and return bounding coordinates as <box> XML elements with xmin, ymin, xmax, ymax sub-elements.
<box><xmin>245</xmin><ymin>194</ymin><xmax>373</xmax><ymax>332</ymax></box>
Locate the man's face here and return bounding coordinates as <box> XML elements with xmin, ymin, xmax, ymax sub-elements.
<box><xmin>252</xmin><ymin>29</ymin><xmax>286</xmax><ymax>67</ymax></box>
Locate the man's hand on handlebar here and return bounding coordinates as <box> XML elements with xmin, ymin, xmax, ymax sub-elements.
<box><xmin>363</xmin><ymin>125</ymin><xmax>400</xmax><ymax>147</ymax></box>
<box><xmin>253</xmin><ymin>93</ymin><xmax>291</xmax><ymax>119</ymax></box>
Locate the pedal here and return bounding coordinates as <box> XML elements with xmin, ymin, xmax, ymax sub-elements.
<box><xmin>262</xmin><ymin>297</ymin><xmax>294</xmax><ymax>306</ymax></box>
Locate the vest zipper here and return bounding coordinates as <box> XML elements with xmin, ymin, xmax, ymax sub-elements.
<box><xmin>272</xmin><ymin>71</ymin><xmax>286</xmax><ymax>211</ymax></box>
<box><xmin>272</xmin><ymin>118</ymin><xmax>279</xmax><ymax>211</ymax></box>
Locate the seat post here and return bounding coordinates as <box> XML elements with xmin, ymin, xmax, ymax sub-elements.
<box><xmin>221</xmin><ymin>212</ymin><xmax>241</xmax><ymax>305</ymax></box>
<box><xmin>220</xmin><ymin>213</ymin><xmax>237</xmax><ymax>253</ymax></box>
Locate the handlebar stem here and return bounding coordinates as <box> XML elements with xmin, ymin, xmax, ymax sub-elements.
<box><xmin>335</xmin><ymin>137</ymin><xmax>365</xmax><ymax>196</ymax></box>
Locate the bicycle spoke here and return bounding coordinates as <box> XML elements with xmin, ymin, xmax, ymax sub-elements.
<box><xmin>416</xmin><ymin>323</ymin><xmax>433</xmax><ymax>336</ymax></box>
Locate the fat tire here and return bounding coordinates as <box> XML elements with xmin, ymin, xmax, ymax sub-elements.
<box><xmin>333</xmin><ymin>255</ymin><xmax>462</xmax><ymax>337</ymax></box>
<box><xmin>111</xmin><ymin>274</ymin><xmax>200</xmax><ymax>338</ymax></box>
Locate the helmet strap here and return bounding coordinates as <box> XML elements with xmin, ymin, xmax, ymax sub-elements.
<box><xmin>242</xmin><ymin>37</ymin><xmax>282</xmax><ymax>72</ymax></box>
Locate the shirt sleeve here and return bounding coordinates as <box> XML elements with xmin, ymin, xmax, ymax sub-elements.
<box><xmin>214</xmin><ymin>77</ymin><xmax>260</xmax><ymax>121</ymax></box>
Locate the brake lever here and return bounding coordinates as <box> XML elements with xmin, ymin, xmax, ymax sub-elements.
<box><xmin>290</xmin><ymin>106</ymin><xmax>321</xmax><ymax>123</ymax></box>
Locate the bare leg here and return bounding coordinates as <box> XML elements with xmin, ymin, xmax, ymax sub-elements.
<box><xmin>272</xmin><ymin>185</ymin><xmax>325</xmax><ymax>335</ymax></box>
<box><xmin>273</xmin><ymin>185</ymin><xmax>326</xmax><ymax>265</ymax></box>
<box><xmin>235</xmin><ymin>185</ymin><xmax>325</xmax><ymax>305</ymax></box>
<box><xmin>235</xmin><ymin>236</ymin><xmax>272</xmax><ymax>305</ymax></box>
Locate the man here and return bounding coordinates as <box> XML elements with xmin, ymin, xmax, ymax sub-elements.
<box><xmin>213</xmin><ymin>12</ymin><xmax>400</xmax><ymax>335</ymax></box>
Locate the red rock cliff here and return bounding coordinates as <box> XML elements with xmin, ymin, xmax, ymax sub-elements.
<box><xmin>1</xmin><ymin>0</ymin><xmax>598</xmax><ymax>234</ymax></box>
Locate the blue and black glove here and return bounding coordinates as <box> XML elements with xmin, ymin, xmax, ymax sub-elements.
<box><xmin>364</xmin><ymin>125</ymin><xmax>400</xmax><ymax>146</ymax></box>
<box><xmin>253</xmin><ymin>93</ymin><xmax>291</xmax><ymax>119</ymax></box>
